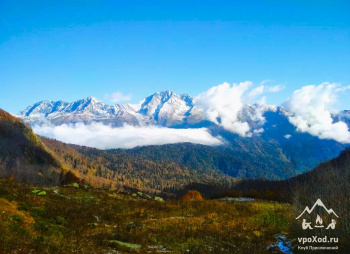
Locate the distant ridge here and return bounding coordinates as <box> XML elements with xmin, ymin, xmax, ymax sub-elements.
<box><xmin>16</xmin><ymin>91</ymin><xmax>349</xmax><ymax>179</ymax></box>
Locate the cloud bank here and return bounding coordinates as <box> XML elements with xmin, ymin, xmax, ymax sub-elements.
<box><xmin>195</xmin><ymin>82</ymin><xmax>283</xmax><ymax>136</ymax></box>
<box><xmin>196</xmin><ymin>82</ymin><xmax>252</xmax><ymax>136</ymax></box>
<box><xmin>283</xmin><ymin>83</ymin><xmax>350</xmax><ymax>143</ymax></box>
<box><xmin>246</xmin><ymin>84</ymin><xmax>284</xmax><ymax>102</ymax></box>
<box><xmin>33</xmin><ymin>122</ymin><xmax>223</xmax><ymax>149</ymax></box>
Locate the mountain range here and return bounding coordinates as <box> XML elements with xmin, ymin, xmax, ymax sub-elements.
<box><xmin>18</xmin><ymin>91</ymin><xmax>197</xmax><ymax>127</ymax></box>
<box><xmin>17</xmin><ymin>90</ymin><xmax>350</xmax><ymax>179</ymax></box>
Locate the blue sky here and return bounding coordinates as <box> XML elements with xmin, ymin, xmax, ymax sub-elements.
<box><xmin>1</xmin><ymin>0</ymin><xmax>350</xmax><ymax>113</ymax></box>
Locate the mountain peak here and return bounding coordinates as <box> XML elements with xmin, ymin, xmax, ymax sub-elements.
<box><xmin>154</xmin><ymin>90</ymin><xmax>174</xmax><ymax>98</ymax></box>
<box><xmin>164</xmin><ymin>90</ymin><xmax>173</xmax><ymax>96</ymax></box>
<box><xmin>82</xmin><ymin>96</ymin><xmax>100</xmax><ymax>103</ymax></box>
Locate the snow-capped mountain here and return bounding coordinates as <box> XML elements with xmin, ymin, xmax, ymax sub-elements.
<box><xmin>19</xmin><ymin>96</ymin><xmax>136</xmax><ymax>126</ymax></box>
<box><xmin>135</xmin><ymin>90</ymin><xmax>195</xmax><ymax>126</ymax></box>
<box><xmin>18</xmin><ymin>90</ymin><xmax>275</xmax><ymax>129</ymax></box>
<box><xmin>18</xmin><ymin>90</ymin><xmax>350</xmax><ymax>139</ymax></box>
<box><xmin>19</xmin><ymin>91</ymin><xmax>194</xmax><ymax>126</ymax></box>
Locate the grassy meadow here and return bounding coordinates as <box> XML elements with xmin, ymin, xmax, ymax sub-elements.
<box><xmin>0</xmin><ymin>179</ymin><xmax>294</xmax><ymax>254</ymax></box>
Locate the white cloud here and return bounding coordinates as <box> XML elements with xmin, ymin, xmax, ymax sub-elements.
<box><xmin>194</xmin><ymin>81</ymin><xmax>275</xmax><ymax>136</ymax></box>
<box><xmin>105</xmin><ymin>91</ymin><xmax>132</xmax><ymax>103</ymax></box>
<box><xmin>245</xmin><ymin>84</ymin><xmax>284</xmax><ymax>102</ymax></box>
<box><xmin>253</xmin><ymin>128</ymin><xmax>264</xmax><ymax>134</ymax></box>
<box><xmin>258</xmin><ymin>96</ymin><xmax>267</xmax><ymax>105</ymax></box>
<box><xmin>284</xmin><ymin>134</ymin><xmax>292</xmax><ymax>139</ymax></box>
<box><xmin>260</xmin><ymin>79</ymin><xmax>273</xmax><ymax>85</ymax></box>
<box><xmin>335</xmin><ymin>85</ymin><xmax>350</xmax><ymax>93</ymax></box>
<box><xmin>266</xmin><ymin>85</ymin><xmax>284</xmax><ymax>93</ymax></box>
<box><xmin>248</xmin><ymin>85</ymin><xmax>265</xmax><ymax>99</ymax></box>
<box><xmin>283</xmin><ymin>83</ymin><xmax>350</xmax><ymax>143</ymax></box>
<box><xmin>33</xmin><ymin>122</ymin><xmax>223</xmax><ymax>149</ymax></box>
<box><xmin>195</xmin><ymin>82</ymin><xmax>252</xmax><ymax>136</ymax></box>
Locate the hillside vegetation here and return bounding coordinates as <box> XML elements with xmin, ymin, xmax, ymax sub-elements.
<box><xmin>0</xmin><ymin>109</ymin><xmax>64</xmax><ymax>185</ymax></box>
<box><xmin>112</xmin><ymin>139</ymin><xmax>297</xmax><ymax>180</ymax></box>
<box><xmin>0</xmin><ymin>109</ymin><xmax>138</xmax><ymax>189</ymax></box>
<box><xmin>42</xmin><ymin>138</ymin><xmax>237</xmax><ymax>195</ymax></box>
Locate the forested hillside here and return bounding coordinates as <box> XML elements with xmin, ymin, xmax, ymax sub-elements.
<box><xmin>0</xmin><ymin>109</ymin><xmax>64</xmax><ymax>184</ymax></box>
<box><xmin>42</xmin><ymin>138</ymin><xmax>236</xmax><ymax>195</ymax></box>
<box><xmin>222</xmin><ymin>148</ymin><xmax>350</xmax><ymax>250</ymax></box>
<box><xmin>0</xmin><ymin>109</ymin><xmax>141</xmax><ymax>189</ymax></box>
<box><xmin>113</xmin><ymin>140</ymin><xmax>297</xmax><ymax>180</ymax></box>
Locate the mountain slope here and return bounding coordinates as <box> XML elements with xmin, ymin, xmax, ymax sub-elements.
<box><xmin>232</xmin><ymin>147</ymin><xmax>350</xmax><ymax>211</ymax></box>
<box><xmin>0</xmin><ymin>109</ymin><xmax>136</xmax><ymax>188</ymax></box>
<box><xmin>0</xmin><ymin>109</ymin><xmax>66</xmax><ymax>184</ymax></box>
<box><xmin>287</xmin><ymin>148</ymin><xmax>350</xmax><ymax>249</ymax></box>
<box><xmin>42</xmin><ymin>137</ymin><xmax>236</xmax><ymax>193</ymax></box>
<box><xmin>261</xmin><ymin>108</ymin><xmax>346</xmax><ymax>173</ymax></box>
<box><xmin>113</xmin><ymin>141</ymin><xmax>297</xmax><ymax>179</ymax></box>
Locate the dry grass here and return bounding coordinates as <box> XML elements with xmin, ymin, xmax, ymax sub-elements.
<box><xmin>0</xmin><ymin>179</ymin><xmax>293</xmax><ymax>253</ymax></box>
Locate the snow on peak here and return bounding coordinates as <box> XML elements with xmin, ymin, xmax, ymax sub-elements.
<box><xmin>17</xmin><ymin>91</ymin><xmax>297</xmax><ymax>131</ymax></box>
<box><xmin>18</xmin><ymin>91</ymin><xmax>196</xmax><ymax>127</ymax></box>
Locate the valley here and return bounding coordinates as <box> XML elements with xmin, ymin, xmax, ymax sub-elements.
<box><xmin>2</xmin><ymin>2</ymin><xmax>349</xmax><ymax>253</ymax></box>
<box><xmin>1</xmin><ymin>106</ymin><xmax>350</xmax><ymax>252</ymax></box>
<box><xmin>16</xmin><ymin>91</ymin><xmax>350</xmax><ymax>180</ymax></box>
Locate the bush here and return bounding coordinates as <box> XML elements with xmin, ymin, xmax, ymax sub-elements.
<box><xmin>181</xmin><ymin>190</ymin><xmax>203</xmax><ymax>201</ymax></box>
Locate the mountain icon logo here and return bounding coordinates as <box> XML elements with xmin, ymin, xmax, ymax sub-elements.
<box><xmin>295</xmin><ymin>199</ymin><xmax>339</xmax><ymax>230</ymax></box>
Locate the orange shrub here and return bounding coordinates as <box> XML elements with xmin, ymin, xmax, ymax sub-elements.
<box><xmin>181</xmin><ymin>190</ymin><xmax>203</xmax><ymax>201</ymax></box>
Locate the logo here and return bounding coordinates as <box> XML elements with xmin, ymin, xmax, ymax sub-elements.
<box><xmin>295</xmin><ymin>199</ymin><xmax>339</xmax><ymax>230</ymax></box>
